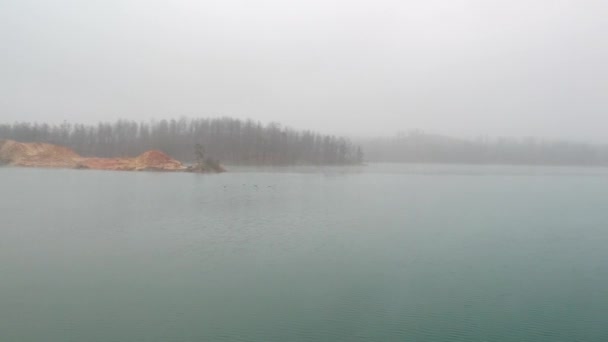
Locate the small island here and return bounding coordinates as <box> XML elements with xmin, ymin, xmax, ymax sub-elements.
<box><xmin>0</xmin><ymin>139</ymin><xmax>225</xmax><ymax>173</ymax></box>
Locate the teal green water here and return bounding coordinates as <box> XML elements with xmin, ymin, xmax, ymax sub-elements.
<box><xmin>1</xmin><ymin>165</ymin><xmax>607</xmax><ymax>341</ymax></box>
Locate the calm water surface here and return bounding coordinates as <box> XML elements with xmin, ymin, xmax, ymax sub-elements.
<box><xmin>1</xmin><ymin>164</ymin><xmax>608</xmax><ymax>341</ymax></box>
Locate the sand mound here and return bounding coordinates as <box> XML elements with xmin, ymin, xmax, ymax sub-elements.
<box><xmin>0</xmin><ymin>140</ymin><xmax>186</xmax><ymax>172</ymax></box>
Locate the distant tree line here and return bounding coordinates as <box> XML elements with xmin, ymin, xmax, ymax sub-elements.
<box><xmin>0</xmin><ymin>117</ymin><xmax>363</xmax><ymax>165</ymax></box>
<box><xmin>361</xmin><ymin>131</ymin><xmax>608</xmax><ymax>165</ymax></box>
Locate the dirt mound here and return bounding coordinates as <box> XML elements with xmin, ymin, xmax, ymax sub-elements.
<box><xmin>133</xmin><ymin>150</ymin><xmax>183</xmax><ymax>170</ymax></box>
<box><xmin>0</xmin><ymin>139</ymin><xmax>82</xmax><ymax>168</ymax></box>
<box><xmin>80</xmin><ymin>157</ymin><xmax>133</xmax><ymax>171</ymax></box>
<box><xmin>0</xmin><ymin>140</ymin><xmax>187</xmax><ymax>172</ymax></box>
<box><xmin>81</xmin><ymin>150</ymin><xmax>184</xmax><ymax>171</ymax></box>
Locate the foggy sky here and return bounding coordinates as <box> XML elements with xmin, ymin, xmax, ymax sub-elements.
<box><xmin>1</xmin><ymin>0</ymin><xmax>607</xmax><ymax>141</ymax></box>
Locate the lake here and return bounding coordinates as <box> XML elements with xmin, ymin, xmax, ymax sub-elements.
<box><xmin>1</xmin><ymin>164</ymin><xmax>607</xmax><ymax>341</ymax></box>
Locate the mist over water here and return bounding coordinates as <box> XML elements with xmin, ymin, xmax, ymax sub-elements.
<box><xmin>2</xmin><ymin>0</ymin><xmax>608</xmax><ymax>340</ymax></box>
<box><xmin>2</xmin><ymin>165</ymin><xmax>607</xmax><ymax>341</ymax></box>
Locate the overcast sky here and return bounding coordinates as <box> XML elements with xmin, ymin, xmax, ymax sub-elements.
<box><xmin>1</xmin><ymin>0</ymin><xmax>607</xmax><ymax>140</ymax></box>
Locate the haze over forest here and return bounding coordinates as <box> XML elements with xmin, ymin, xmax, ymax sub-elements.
<box><xmin>0</xmin><ymin>118</ymin><xmax>364</xmax><ymax>165</ymax></box>
<box><xmin>2</xmin><ymin>0</ymin><xmax>607</xmax><ymax>143</ymax></box>
<box><xmin>4</xmin><ymin>118</ymin><xmax>608</xmax><ymax>166</ymax></box>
